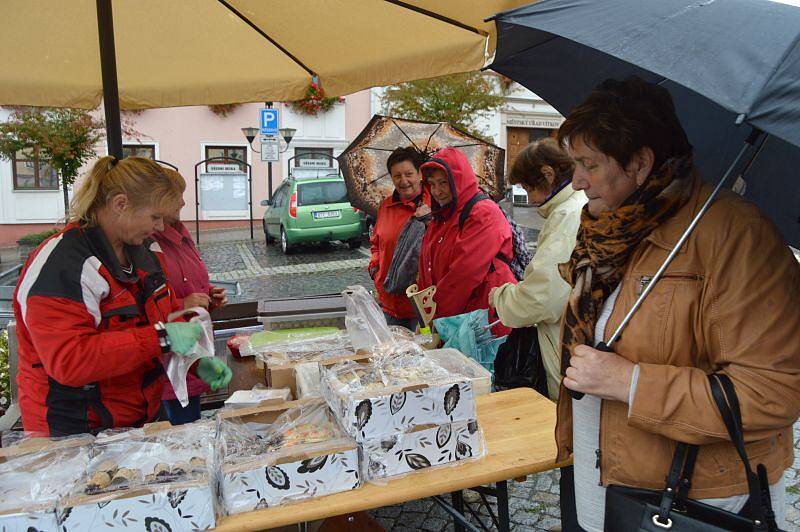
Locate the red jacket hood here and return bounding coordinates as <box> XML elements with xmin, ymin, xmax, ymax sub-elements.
<box><xmin>421</xmin><ymin>147</ymin><xmax>480</xmax><ymax>220</ymax></box>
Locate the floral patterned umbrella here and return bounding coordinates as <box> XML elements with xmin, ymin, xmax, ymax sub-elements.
<box><xmin>338</xmin><ymin>115</ymin><xmax>506</xmax><ymax>217</ymax></box>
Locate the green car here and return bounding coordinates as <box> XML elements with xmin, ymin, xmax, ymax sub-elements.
<box><xmin>261</xmin><ymin>176</ymin><xmax>362</xmax><ymax>254</ymax></box>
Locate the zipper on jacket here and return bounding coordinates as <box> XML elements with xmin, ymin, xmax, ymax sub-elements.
<box><xmin>636</xmin><ymin>273</ymin><xmax>703</xmax><ymax>295</ymax></box>
<box><xmin>637</xmin><ymin>276</ymin><xmax>651</xmax><ymax>295</ymax></box>
<box><xmin>595</xmin><ymin>448</ymin><xmax>601</xmax><ymax>469</ymax></box>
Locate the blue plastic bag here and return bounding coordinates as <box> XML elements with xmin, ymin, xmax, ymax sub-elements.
<box><xmin>433</xmin><ymin>309</ymin><xmax>507</xmax><ymax>374</ymax></box>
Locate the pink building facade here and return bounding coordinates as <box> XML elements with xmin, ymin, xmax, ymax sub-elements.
<box><xmin>0</xmin><ymin>90</ymin><xmax>372</xmax><ymax>246</ymax></box>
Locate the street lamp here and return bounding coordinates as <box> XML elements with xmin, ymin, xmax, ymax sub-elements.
<box><xmin>241</xmin><ymin>122</ymin><xmax>296</xmax><ymax>200</ymax></box>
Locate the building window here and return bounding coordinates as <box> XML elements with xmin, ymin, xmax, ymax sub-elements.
<box><xmin>294</xmin><ymin>147</ymin><xmax>334</xmax><ymax>168</ymax></box>
<box><xmin>205</xmin><ymin>145</ymin><xmax>247</xmax><ymax>171</ymax></box>
<box><xmin>12</xmin><ymin>148</ymin><xmax>58</xmax><ymax>190</ymax></box>
<box><xmin>123</xmin><ymin>144</ymin><xmax>156</xmax><ymax>159</ymax></box>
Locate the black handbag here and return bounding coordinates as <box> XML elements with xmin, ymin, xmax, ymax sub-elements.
<box><xmin>605</xmin><ymin>374</ymin><xmax>782</xmax><ymax>531</ymax></box>
<box><xmin>493</xmin><ymin>326</ymin><xmax>549</xmax><ymax>398</ymax></box>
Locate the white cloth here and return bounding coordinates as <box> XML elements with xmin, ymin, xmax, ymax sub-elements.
<box><xmin>572</xmin><ymin>284</ymin><xmax>785</xmax><ymax>531</ymax></box>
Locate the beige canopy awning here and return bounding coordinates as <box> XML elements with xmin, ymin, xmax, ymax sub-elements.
<box><xmin>0</xmin><ymin>0</ymin><xmax>529</xmax><ymax>110</ymax></box>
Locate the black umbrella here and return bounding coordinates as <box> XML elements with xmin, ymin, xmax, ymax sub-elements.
<box><xmin>488</xmin><ymin>0</ymin><xmax>800</xmax><ymax>393</ymax></box>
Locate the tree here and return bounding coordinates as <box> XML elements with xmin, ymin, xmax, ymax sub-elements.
<box><xmin>381</xmin><ymin>72</ymin><xmax>507</xmax><ymax>139</ymax></box>
<box><xmin>0</xmin><ymin>108</ymin><xmax>104</xmax><ymax>216</ymax></box>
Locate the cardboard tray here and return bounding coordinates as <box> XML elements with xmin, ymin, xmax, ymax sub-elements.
<box><xmin>218</xmin><ymin>400</ymin><xmax>360</xmax><ymax>515</ymax></box>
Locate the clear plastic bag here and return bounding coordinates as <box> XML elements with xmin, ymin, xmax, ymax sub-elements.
<box><xmin>0</xmin><ymin>442</ymin><xmax>90</xmax><ymax>516</ymax></box>
<box><xmin>164</xmin><ymin>307</ymin><xmax>215</xmax><ymax>407</ymax></box>
<box><xmin>245</xmin><ymin>330</ymin><xmax>354</xmax><ymax>365</ymax></box>
<box><xmin>57</xmin><ymin>422</ymin><xmax>217</xmax><ymax>531</ymax></box>
<box><xmin>343</xmin><ymin>285</ymin><xmax>394</xmax><ymax>350</ymax></box>
<box><xmin>75</xmin><ymin>421</ymin><xmax>215</xmax><ymax>496</ymax></box>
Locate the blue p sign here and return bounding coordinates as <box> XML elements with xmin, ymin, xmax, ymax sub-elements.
<box><xmin>260</xmin><ymin>108</ymin><xmax>279</xmax><ymax>136</ymax></box>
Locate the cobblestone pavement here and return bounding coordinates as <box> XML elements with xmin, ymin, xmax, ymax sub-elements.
<box><xmin>199</xmin><ymin>228</ymin><xmax>800</xmax><ymax>532</ymax></box>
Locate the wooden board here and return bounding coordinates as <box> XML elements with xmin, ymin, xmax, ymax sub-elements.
<box><xmin>214</xmin><ymin>388</ymin><xmax>569</xmax><ymax>531</ymax></box>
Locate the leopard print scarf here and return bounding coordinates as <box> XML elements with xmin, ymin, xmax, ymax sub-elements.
<box><xmin>558</xmin><ymin>154</ymin><xmax>695</xmax><ymax>376</ymax></box>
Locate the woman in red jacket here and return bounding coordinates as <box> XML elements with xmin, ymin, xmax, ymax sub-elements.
<box><xmin>152</xmin><ymin>169</ymin><xmax>228</xmax><ymax>425</ymax></box>
<box><xmin>13</xmin><ymin>156</ymin><xmax>231</xmax><ymax>436</ymax></box>
<box><xmin>368</xmin><ymin>147</ymin><xmax>430</xmax><ymax>330</ymax></box>
<box><xmin>417</xmin><ymin>147</ymin><xmax>515</xmax><ymax>335</ymax></box>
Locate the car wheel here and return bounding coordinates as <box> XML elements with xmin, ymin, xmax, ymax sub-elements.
<box><xmin>280</xmin><ymin>227</ymin><xmax>294</xmax><ymax>254</ymax></box>
<box><xmin>348</xmin><ymin>238</ymin><xmax>361</xmax><ymax>250</ymax></box>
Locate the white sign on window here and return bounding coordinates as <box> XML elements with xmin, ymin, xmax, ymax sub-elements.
<box><xmin>298</xmin><ymin>158</ymin><xmax>331</xmax><ymax>168</ymax></box>
<box><xmin>207</xmin><ymin>163</ymin><xmax>241</xmax><ymax>173</ymax></box>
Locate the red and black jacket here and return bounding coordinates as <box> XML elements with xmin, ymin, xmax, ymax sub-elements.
<box><xmin>13</xmin><ymin>222</ymin><xmax>180</xmax><ymax>436</ymax></box>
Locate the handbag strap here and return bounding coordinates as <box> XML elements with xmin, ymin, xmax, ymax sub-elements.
<box><xmin>708</xmin><ymin>374</ymin><xmax>770</xmax><ymax>530</ymax></box>
<box><xmin>654</xmin><ymin>374</ymin><xmax>774</xmax><ymax>530</ymax></box>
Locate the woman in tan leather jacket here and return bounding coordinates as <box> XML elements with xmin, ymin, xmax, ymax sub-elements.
<box><xmin>555</xmin><ymin>77</ymin><xmax>800</xmax><ymax>531</ymax></box>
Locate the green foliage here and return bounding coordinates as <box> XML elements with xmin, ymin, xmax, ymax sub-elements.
<box><xmin>382</xmin><ymin>72</ymin><xmax>506</xmax><ymax>139</ymax></box>
<box><xmin>17</xmin><ymin>228</ymin><xmax>58</xmax><ymax>246</ymax></box>
<box><xmin>0</xmin><ymin>329</ymin><xmax>9</xmax><ymax>414</ymax></box>
<box><xmin>0</xmin><ymin>107</ymin><xmax>104</xmax><ymax>187</ymax></box>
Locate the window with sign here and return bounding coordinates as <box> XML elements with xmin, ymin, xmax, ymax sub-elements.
<box><xmin>12</xmin><ymin>148</ymin><xmax>58</xmax><ymax>190</ymax></box>
<box><xmin>205</xmin><ymin>145</ymin><xmax>247</xmax><ymax>171</ymax></box>
<box><xmin>123</xmin><ymin>144</ymin><xmax>156</xmax><ymax>159</ymax></box>
<box><xmin>294</xmin><ymin>147</ymin><xmax>334</xmax><ymax>168</ymax></box>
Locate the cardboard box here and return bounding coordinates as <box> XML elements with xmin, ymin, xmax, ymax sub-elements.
<box><xmin>59</xmin><ymin>421</ymin><xmax>217</xmax><ymax>531</ymax></box>
<box><xmin>0</xmin><ymin>506</ymin><xmax>60</xmax><ymax>532</ymax></box>
<box><xmin>267</xmin><ymin>351</ymin><xmax>369</xmax><ymax>399</ymax></box>
<box><xmin>360</xmin><ymin>419</ymin><xmax>484</xmax><ymax>481</ymax></box>
<box><xmin>59</xmin><ymin>480</ymin><xmax>216</xmax><ymax>531</ymax></box>
<box><xmin>321</xmin><ymin>358</ymin><xmax>477</xmax><ymax>441</ymax></box>
<box><xmin>218</xmin><ymin>400</ymin><xmax>360</xmax><ymax>515</ymax></box>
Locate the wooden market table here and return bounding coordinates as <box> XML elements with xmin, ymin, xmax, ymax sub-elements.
<box><xmin>215</xmin><ymin>387</ymin><xmax>569</xmax><ymax>532</ymax></box>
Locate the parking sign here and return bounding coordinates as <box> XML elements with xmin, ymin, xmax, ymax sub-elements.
<box><xmin>260</xmin><ymin>108</ymin><xmax>279</xmax><ymax>136</ymax></box>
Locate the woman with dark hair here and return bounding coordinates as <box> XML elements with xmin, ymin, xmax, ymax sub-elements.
<box><xmin>556</xmin><ymin>77</ymin><xmax>799</xmax><ymax>530</ymax></box>
<box><xmin>490</xmin><ymin>138</ymin><xmax>586</xmax><ymax>401</ymax></box>
<box><xmin>368</xmin><ymin>146</ymin><xmax>430</xmax><ymax>330</ymax></box>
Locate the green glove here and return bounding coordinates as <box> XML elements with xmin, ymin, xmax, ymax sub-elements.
<box><xmin>197</xmin><ymin>357</ymin><xmax>233</xmax><ymax>391</ymax></box>
<box><xmin>164</xmin><ymin>322</ymin><xmax>203</xmax><ymax>355</ymax></box>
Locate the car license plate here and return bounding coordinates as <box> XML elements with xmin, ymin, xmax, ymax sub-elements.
<box><xmin>313</xmin><ymin>210</ymin><xmax>340</xmax><ymax>219</ymax></box>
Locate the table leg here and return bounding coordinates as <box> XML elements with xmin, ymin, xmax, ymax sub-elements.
<box><xmin>496</xmin><ymin>481</ymin><xmax>510</xmax><ymax>532</ymax></box>
<box><xmin>451</xmin><ymin>491</ymin><xmax>466</xmax><ymax>532</ymax></box>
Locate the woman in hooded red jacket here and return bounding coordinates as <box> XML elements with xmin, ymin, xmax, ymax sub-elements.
<box><xmin>417</xmin><ymin>147</ymin><xmax>515</xmax><ymax>335</ymax></box>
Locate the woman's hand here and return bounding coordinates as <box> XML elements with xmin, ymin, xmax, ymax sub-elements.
<box><xmin>210</xmin><ymin>286</ymin><xmax>228</xmax><ymax>308</ymax></box>
<box><xmin>415</xmin><ymin>204</ymin><xmax>431</xmax><ymax>218</ymax></box>
<box><xmin>488</xmin><ymin>286</ymin><xmax>498</xmax><ymax>308</ymax></box>
<box><xmin>563</xmin><ymin>344</ymin><xmax>635</xmax><ymax>403</ymax></box>
<box><xmin>184</xmin><ymin>292</ymin><xmax>211</xmax><ymax>310</ymax></box>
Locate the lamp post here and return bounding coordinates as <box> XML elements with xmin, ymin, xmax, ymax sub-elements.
<box><xmin>242</xmin><ymin>105</ymin><xmax>296</xmax><ymax>201</ymax></box>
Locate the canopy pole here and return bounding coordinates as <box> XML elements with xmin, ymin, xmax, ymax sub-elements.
<box><xmin>96</xmin><ymin>0</ymin><xmax>123</xmax><ymax>160</ymax></box>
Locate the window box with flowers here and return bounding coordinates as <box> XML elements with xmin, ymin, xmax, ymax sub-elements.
<box><xmin>290</xmin><ymin>82</ymin><xmax>344</xmax><ymax>116</ymax></box>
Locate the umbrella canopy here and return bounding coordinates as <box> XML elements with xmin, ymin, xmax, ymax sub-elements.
<box><xmin>338</xmin><ymin>115</ymin><xmax>506</xmax><ymax>217</ymax></box>
<box><xmin>0</xmin><ymin>0</ymin><xmax>530</xmax><ymax>110</ymax></box>
<box><xmin>489</xmin><ymin>0</ymin><xmax>800</xmax><ymax>248</ymax></box>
